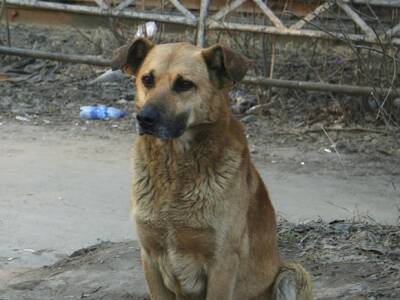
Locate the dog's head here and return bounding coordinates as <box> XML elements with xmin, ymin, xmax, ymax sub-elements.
<box><xmin>113</xmin><ymin>38</ymin><xmax>248</xmax><ymax>140</ymax></box>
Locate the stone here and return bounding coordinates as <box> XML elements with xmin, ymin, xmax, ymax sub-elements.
<box><xmin>116</xmin><ymin>99</ymin><xmax>128</xmax><ymax>104</ymax></box>
<box><xmin>0</xmin><ymin>96</ymin><xmax>12</xmax><ymax>109</ymax></box>
<box><xmin>363</xmin><ymin>135</ymin><xmax>372</xmax><ymax>142</ymax></box>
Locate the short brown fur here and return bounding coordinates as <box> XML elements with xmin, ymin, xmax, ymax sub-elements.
<box><xmin>114</xmin><ymin>38</ymin><xmax>313</xmax><ymax>300</ymax></box>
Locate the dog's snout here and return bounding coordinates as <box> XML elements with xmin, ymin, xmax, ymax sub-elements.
<box><xmin>137</xmin><ymin>106</ymin><xmax>160</xmax><ymax>128</ymax></box>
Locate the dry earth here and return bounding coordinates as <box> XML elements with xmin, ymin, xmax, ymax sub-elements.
<box><xmin>1</xmin><ymin>221</ymin><xmax>399</xmax><ymax>299</ymax></box>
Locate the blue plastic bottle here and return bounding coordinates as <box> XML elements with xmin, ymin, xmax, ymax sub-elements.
<box><xmin>80</xmin><ymin>105</ymin><xmax>126</xmax><ymax>120</ymax></box>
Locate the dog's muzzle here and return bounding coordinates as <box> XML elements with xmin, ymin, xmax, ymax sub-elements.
<box><xmin>136</xmin><ymin>105</ymin><xmax>161</xmax><ymax>130</ymax></box>
<box><xmin>136</xmin><ymin>105</ymin><xmax>188</xmax><ymax>140</ymax></box>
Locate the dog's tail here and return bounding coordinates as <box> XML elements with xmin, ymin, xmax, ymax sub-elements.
<box><xmin>271</xmin><ymin>261</ymin><xmax>313</xmax><ymax>300</ymax></box>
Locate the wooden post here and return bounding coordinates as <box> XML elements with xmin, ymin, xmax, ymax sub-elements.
<box><xmin>197</xmin><ymin>0</ymin><xmax>210</xmax><ymax>47</ymax></box>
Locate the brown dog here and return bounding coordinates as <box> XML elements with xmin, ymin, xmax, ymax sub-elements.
<box><xmin>113</xmin><ymin>38</ymin><xmax>312</xmax><ymax>300</ymax></box>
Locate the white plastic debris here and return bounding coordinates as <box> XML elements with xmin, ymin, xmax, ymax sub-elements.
<box><xmin>15</xmin><ymin>116</ymin><xmax>30</xmax><ymax>122</ymax></box>
<box><xmin>116</xmin><ymin>99</ymin><xmax>128</xmax><ymax>104</ymax></box>
<box><xmin>324</xmin><ymin>148</ymin><xmax>332</xmax><ymax>153</ymax></box>
<box><xmin>23</xmin><ymin>248</ymin><xmax>35</xmax><ymax>253</ymax></box>
<box><xmin>135</xmin><ymin>21</ymin><xmax>157</xmax><ymax>38</ymax></box>
<box><xmin>88</xmin><ymin>69</ymin><xmax>125</xmax><ymax>85</ymax></box>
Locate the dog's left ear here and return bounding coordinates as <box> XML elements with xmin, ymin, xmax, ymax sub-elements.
<box><xmin>111</xmin><ymin>38</ymin><xmax>154</xmax><ymax>76</ymax></box>
<box><xmin>201</xmin><ymin>45</ymin><xmax>249</xmax><ymax>88</ymax></box>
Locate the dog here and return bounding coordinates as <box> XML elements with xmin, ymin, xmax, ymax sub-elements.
<box><xmin>112</xmin><ymin>38</ymin><xmax>313</xmax><ymax>300</ymax></box>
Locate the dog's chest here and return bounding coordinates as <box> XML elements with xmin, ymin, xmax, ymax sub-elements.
<box><xmin>131</xmin><ymin>146</ymin><xmax>240</xmax><ymax>295</ymax></box>
<box><xmin>132</xmin><ymin>155</ymin><xmax>235</xmax><ymax>225</ymax></box>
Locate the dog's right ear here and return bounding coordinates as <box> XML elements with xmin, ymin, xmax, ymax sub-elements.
<box><xmin>111</xmin><ymin>38</ymin><xmax>154</xmax><ymax>76</ymax></box>
<box><xmin>201</xmin><ymin>45</ymin><xmax>248</xmax><ymax>89</ymax></box>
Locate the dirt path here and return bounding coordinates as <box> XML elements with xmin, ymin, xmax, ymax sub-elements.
<box><xmin>1</xmin><ymin>121</ymin><xmax>399</xmax><ymax>271</ymax></box>
<box><xmin>1</xmin><ymin>224</ymin><xmax>399</xmax><ymax>299</ymax></box>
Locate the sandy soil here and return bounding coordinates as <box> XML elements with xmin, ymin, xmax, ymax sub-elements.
<box><xmin>1</xmin><ymin>121</ymin><xmax>399</xmax><ymax>268</ymax></box>
<box><xmin>0</xmin><ymin>121</ymin><xmax>399</xmax><ymax>300</ymax></box>
<box><xmin>1</xmin><ymin>224</ymin><xmax>399</xmax><ymax>299</ymax></box>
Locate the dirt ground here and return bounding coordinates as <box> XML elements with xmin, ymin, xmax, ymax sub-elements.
<box><xmin>2</xmin><ymin>220</ymin><xmax>400</xmax><ymax>300</ymax></box>
<box><xmin>0</xmin><ymin>120</ymin><xmax>399</xmax><ymax>299</ymax></box>
<box><xmin>1</xmin><ymin>24</ymin><xmax>400</xmax><ymax>299</ymax></box>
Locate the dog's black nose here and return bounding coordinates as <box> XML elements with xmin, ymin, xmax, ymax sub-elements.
<box><xmin>137</xmin><ymin>106</ymin><xmax>160</xmax><ymax>128</ymax></box>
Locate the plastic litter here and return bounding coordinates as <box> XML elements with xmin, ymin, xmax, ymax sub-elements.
<box><xmin>80</xmin><ymin>105</ymin><xmax>126</xmax><ymax>120</ymax></box>
<box><xmin>135</xmin><ymin>21</ymin><xmax>157</xmax><ymax>38</ymax></box>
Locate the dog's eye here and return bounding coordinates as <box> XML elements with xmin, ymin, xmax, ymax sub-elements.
<box><xmin>173</xmin><ymin>78</ymin><xmax>195</xmax><ymax>93</ymax></box>
<box><xmin>141</xmin><ymin>74</ymin><xmax>155</xmax><ymax>89</ymax></box>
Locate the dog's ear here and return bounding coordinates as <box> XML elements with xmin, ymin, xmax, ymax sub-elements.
<box><xmin>201</xmin><ymin>45</ymin><xmax>248</xmax><ymax>88</ymax></box>
<box><xmin>111</xmin><ymin>38</ymin><xmax>154</xmax><ymax>76</ymax></box>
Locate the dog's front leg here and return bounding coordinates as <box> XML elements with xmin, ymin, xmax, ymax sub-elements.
<box><xmin>206</xmin><ymin>253</ymin><xmax>239</xmax><ymax>300</ymax></box>
<box><xmin>141</xmin><ymin>250</ymin><xmax>176</xmax><ymax>300</ymax></box>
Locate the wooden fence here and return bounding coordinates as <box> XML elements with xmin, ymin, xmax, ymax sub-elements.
<box><xmin>1</xmin><ymin>0</ymin><xmax>399</xmax><ymax>95</ymax></box>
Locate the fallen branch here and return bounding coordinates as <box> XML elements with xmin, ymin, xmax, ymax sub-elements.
<box><xmin>0</xmin><ymin>46</ymin><xmax>111</xmax><ymax>66</ymax></box>
<box><xmin>304</xmin><ymin>127</ymin><xmax>389</xmax><ymax>134</ymax></box>
<box><xmin>244</xmin><ymin>76</ymin><xmax>400</xmax><ymax>96</ymax></box>
<box><xmin>277</xmin><ymin>127</ymin><xmax>391</xmax><ymax>136</ymax></box>
<box><xmin>1</xmin><ymin>46</ymin><xmax>399</xmax><ymax>97</ymax></box>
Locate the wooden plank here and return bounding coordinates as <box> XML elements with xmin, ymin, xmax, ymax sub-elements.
<box><xmin>93</xmin><ymin>0</ymin><xmax>109</xmax><ymax>9</ymax></box>
<box><xmin>385</xmin><ymin>22</ymin><xmax>400</xmax><ymax>38</ymax></box>
<box><xmin>211</xmin><ymin>0</ymin><xmax>248</xmax><ymax>21</ymax></box>
<box><xmin>350</xmin><ymin>0</ymin><xmax>400</xmax><ymax>7</ymax></box>
<box><xmin>5</xmin><ymin>0</ymin><xmax>197</xmax><ymax>25</ymax></box>
<box><xmin>117</xmin><ymin>0</ymin><xmax>136</xmax><ymax>10</ymax></box>
<box><xmin>4</xmin><ymin>0</ymin><xmax>399</xmax><ymax>47</ymax></box>
<box><xmin>208</xmin><ymin>20</ymin><xmax>400</xmax><ymax>46</ymax></box>
<box><xmin>168</xmin><ymin>0</ymin><xmax>196</xmax><ymax>21</ymax></box>
<box><xmin>290</xmin><ymin>2</ymin><xmax>334</xmax><ymax>30</ymax></box>
<box><xmin>83</xmin><ymin>0</ymin><xmax>400</xmax><ymax>10</ymax></box>
<box><xmin>6</xmin><ymin>0</ymin><xmax>399</xmax><ymax>29</ymax></box>
<box><xmin>337</xmin><ymin>0</ymin><xmax>376</xmax><ymax>40</ymax></box>
<box><xmin>5</xmin><ymin>6</ymin><xmax>110</xmax><ymax>27</ymax></box>
<box><xmin>252</xmin><ymin>0</ymin><xmax>286</xmax><ymax>29</ymax></box>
